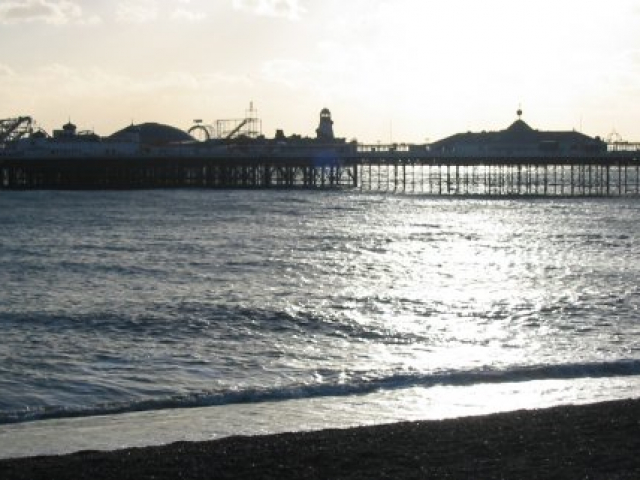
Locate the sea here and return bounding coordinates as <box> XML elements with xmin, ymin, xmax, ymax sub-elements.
<box><xmin>1</xmin><ymin>189</ymin><xmax>640</xmax><ymax>458</ymax></box>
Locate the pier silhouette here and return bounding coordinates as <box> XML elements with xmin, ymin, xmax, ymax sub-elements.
<box><xmin>2</xmin><ymin>153</ymin><xmax>640</xmax><ymax>196</ymax></box>
<box><xmin>2</xmin><ymin>109</ymin><xmax>639</xmax><ymax>195</ymax></box>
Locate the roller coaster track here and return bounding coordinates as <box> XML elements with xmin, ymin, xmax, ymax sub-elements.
<box><xmin>0</xmin><ymin>116</ymin><xmax>33</xmax><ymax>144</ymax></box>
<box><xmin>225</xmin><ymin>118</ymin><xmax>249</xmax><ymax>139</ymax></box>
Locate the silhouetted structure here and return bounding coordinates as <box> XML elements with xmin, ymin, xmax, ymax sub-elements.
<box><xmin>316</xmin><ymin>108</ymin><xmax>335</xmax><ymax>141</ymax></box>
<box><xmin>429</xmin><ymin>110</ymin><xmax>607</xmax><ymax>157</ymax></box>
<box><xmin>110</xmin><ymin>123</ymin><xmax>194</xmax><ymax>146</ymax></box>
<box><xmin>1</xmin><ymin>108</ymin><xmax>639</xmax><ymax>195</ymax></box>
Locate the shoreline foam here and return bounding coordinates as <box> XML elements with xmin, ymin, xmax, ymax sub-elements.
<box><xmin>2</xmin><ymin>398</ymin><xmax>640</xmax><ymax>479</ymax></box>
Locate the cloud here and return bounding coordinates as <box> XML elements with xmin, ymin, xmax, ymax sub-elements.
<box><xmin>262</xmin><ymin>58</ymin><xmax>320</xmax><ymax>89</ymax></box>
<box><xmin>0</xmin><ymin>64</ymin><xmax>16</xmax><ymax>76</ymax></box>
<box><xmin>232</xmin><ymin>0</ymin><xmax>305</xmax><ymax>20</ymax></box>
<box><xmin>115</xmin><ymin>0</ymin><xmax>206</xmax><ymax>23</ymax></box>
<box><xmin>116</xmin><ymin>0</ymin><xmax>158</xmax><ymax>23</ymax></box>
<box><xmin>260</xmin><ymin>42</ymin><xmax>387</xmax><ymax>101</ymax></box>
<box><xmin>0</xmin><ymin>0</ymin><xmax>98</xmax><ymax>25</ymax></box>
<box><xmin>0</xmin><ymin>62</ymin><xmax>259</xmax><ymax>134</ymax></box>
<box><xmin>0</xmin><ymin>63</ymin><xmax>253</xmax><ymax>104</ymax></box>
<box><xmin>171</xmin><ymin>7</ymin><xmax>206</xmax><ymax>22</ymax></box>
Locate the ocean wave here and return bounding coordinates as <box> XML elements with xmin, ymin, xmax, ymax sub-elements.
<box><xmin>0</xmin><ymin>306</ymin><xmax>430</xmax><ymax>345</ymax></box>
<box><xmin>3</xmin><ymin>359</ymin><xmax>640</xmax><ymax>425</ymax></box>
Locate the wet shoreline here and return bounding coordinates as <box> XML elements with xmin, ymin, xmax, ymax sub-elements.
<box><xmin>2</xmin><ymin>398</ymin><xmax>640</xmax><ymax>479</ymax></box>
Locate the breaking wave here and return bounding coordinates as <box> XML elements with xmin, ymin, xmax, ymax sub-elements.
<box><xmin>3</xmin><ymin>359</ymin><xmax>640</xmax><ymax>425</ymax></box>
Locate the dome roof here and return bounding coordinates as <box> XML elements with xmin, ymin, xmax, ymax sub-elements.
<box><xmin>31</xmin><ymin>129</ymin><xmax>48</xmax><ymax>139</ymax></box>
<box><xmin>505</xmin><ymin>119</ymin><xmax>535</xmax><ymax>135</ymax></box>
<box><xmin>109</xmin><ymin>122</ymin><xmax>195</xmax><ymax>146</ymax></box>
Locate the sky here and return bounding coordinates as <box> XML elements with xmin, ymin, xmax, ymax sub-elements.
<box><xmin>1</xmin><ymin>0</ymin><xmax>640</xmax><ymax>143</ymax></box>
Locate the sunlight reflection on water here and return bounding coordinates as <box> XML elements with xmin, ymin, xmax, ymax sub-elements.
<box><xmin>1</xmin><ymin>191</ymin><xmax>640</xmax><ymax>444</ymax></box>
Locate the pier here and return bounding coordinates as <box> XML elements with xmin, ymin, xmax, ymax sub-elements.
<box><xmin>3</xmin><ymin>108</ymin><xmax>640</xmax><ymax>196</ymax></box>
<box><xmin>354</xmin><ymin>154</ymin><xmax>640</xmax><ymax>196</ymax></box>
<box><xmin>0</xmin><ymin>156</ymin><xmax>356</xmax><ymax>190</ymax></box>
<box><xmin>2</xmin><ymin>152</ymin><xmax>640</xmax><ymax>196</ymax></box>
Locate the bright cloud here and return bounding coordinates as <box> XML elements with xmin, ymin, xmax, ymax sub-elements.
<box><xmin>171</xmin><ymin>8</ymin><xmax>206</xmax><ymax>22</ymax></box>
<box><xmin>116</xmin><ymin>0</ymin><xmax>158</xmax><ymax>23</ymax></box>
<box><xmin>0</xmin><ymin>0</ymin><xmax>97</xmax><ymax>25</ymax></box>
<box><xmin>232</xmin><ymin>0</ymin><xmax>305</xmax><ymax>20</ymax></box>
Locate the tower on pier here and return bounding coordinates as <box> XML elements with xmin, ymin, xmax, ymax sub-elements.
<box><xmin>316</xmin><ymin>108</ymin><xmax>334</xmax><ymax>141</ymax></box>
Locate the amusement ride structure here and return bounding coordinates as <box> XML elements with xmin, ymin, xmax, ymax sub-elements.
<box><xmin>0</xmin><ymin>117</ymin><xmax>35</xmax><ymax>144</ymax></box>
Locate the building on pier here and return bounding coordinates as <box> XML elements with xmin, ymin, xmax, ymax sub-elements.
<box><xmin>109</xmin><ymin>122</ymin><xmax>194</xmax><ymax>146</ymax></box>
<box><xmin>4</xmin><ymin>120</ymin><xmax>138</xmax><ymax>158</ymax></box>
<box><xmin>429</xmin><ymin>110</ymin><xmax>607</xmax><ymax>157</ymax></box>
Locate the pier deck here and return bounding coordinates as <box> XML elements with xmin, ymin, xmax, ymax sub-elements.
<box><xmin>1</xmin><ymin>153</ymin><xmax>640</xmax><ymax>196</ymax></box>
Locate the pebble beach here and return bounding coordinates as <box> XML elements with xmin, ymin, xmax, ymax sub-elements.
<box><xmin>2</xmin><ymin>398</ymin><xmax>640</xmax><ymax>480</ymax></box>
